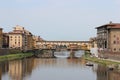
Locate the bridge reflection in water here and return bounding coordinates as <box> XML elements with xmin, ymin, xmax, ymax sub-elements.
<box><xmin>33</xmin><ymin>49</ymin><xmax>85</xmax><ymax>58</ymax></box>
<box><xmin>54</xmin><ymin>50</ymin><xmax>85</xmax><ymax>58</ymax></box>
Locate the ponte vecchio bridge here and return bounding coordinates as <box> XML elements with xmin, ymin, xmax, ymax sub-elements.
<box><xmin>36</xmin><ymin>41</ymin><xmax>92</xmax><ymax>51</ymax></box>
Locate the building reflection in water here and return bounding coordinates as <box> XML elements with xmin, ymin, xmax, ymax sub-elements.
<box><xmin>8</xmin><ymin>58</ymin><xmax>35</xmax><ymax>80</ymax></box>
<box><xmin>96</xmin><ymin>64</ymin><xmax>120</xmax><ymax>80</ymax></box>
<box><xmin>32</xmin><ymin>58</ymin><xmax>87</xmax><ymax>69</ymax></box>
<box><xmin>0</xmin><ymin>58</ymin><xmax>120</xmax><ymax>80</ymax></box>
<box><xmin>0</xmin><ymin>61</ymin><xmax>9</xmax><ymax>80</ymax></box>
<box><xmin>107</xmin><ymin>70</ymin><xmax>120</xmax><ymax>80</ymax></box>
<box><xmin>96</xmin><ymin>65</ymin><xmax>107</xmax><ymax>80</ymax></box>
<box><xmin>9</xmin><ymin>60</ymin><xmax>23</xmax><ymax>80</ymax></box>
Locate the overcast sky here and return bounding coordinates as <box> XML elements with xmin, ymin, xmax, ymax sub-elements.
<box><xmin>0</xmin><ymin>0</ymin><xmax>120</xmax><ymax>41</ymax></box>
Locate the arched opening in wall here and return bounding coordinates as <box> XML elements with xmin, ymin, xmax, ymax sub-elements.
<box><xmin>63</xmin><ymin>45</ymin><xmax>67</xmax><ymax>48</ymax></box>
<box><xmin>105</xmin><ymin>41</ymin><xmax>107</xmax><ymax>48</ymax></box>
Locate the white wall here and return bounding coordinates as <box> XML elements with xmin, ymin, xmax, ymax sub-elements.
<box><xmin>90</xmin><ymin>48</ymin><xmax>98</xmax><ymax>57</ymax></box>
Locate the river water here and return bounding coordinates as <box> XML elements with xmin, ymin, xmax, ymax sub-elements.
<box><xmin>0</xmin><ymin>50</ymin><xmax>120</xmax><ymax>80</ymax></box>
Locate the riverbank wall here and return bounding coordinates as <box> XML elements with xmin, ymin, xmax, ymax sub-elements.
<box><xmin>0</xmin><ymin>49</ymin><xmax>23</xmax><ymax>55</ymax></box>
<box><xmin>99</xmin><ymin>51</ymin><xmax>120</xmax><ymax>61</ymax></box>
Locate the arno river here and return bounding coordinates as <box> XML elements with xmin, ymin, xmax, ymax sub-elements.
<box><xmin>0</xmin><ymin>50</ymin><xmax>120</xmax><ymax>80</ymax></box>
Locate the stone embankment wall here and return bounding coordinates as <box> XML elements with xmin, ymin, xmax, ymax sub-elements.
<box><xmin>38</xmin><ymin>52</ymin><xmax>55</xmax><ymax>58</ymax></box>
<box><xmin>99</xmin><ymin>51</ymin><xmax>120</xmax><ymax>61</ymax></box>
<box><xmin>34</xmin><ymin>50</ymin><xmax>55</xmax><ymax>58</ymax></box>
<box><xmin>0</xmin><ymin>49</ymin><xmax>22</xmax><ymax>55</ymax></box>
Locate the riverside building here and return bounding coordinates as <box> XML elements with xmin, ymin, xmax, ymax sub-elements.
<box><xmin>9</xmin><ymin>25</ymin><xmax>34</xmax><ymax>50</ymax></box>
<box><xmin>0</xmin><ymin>28</ymin><xmax>3</xmax><ymax>48</ymax></box>
<box><xmin>96</xmin><ymin>22</ymin><xmax>120</xmax><ymax>52</ymax></box>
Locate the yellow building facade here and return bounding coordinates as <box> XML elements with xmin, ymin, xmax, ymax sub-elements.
<box><xmin>9</xmin><ymin>34</ymin><xmax>23</xmax><ymax>49</ymax></box>
<box><xmin>9</xmin><ymin>25</ymin><xmax>34</xmax><ymax>50</ymax></box>
<box><xmin>9</xmin><ymin>25</ymin><xmax>24</xmax><ymax>49</ymax></box>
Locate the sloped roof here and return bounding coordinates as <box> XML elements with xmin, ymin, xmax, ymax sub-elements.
<box><xmin>96</xmin><ymin>23</ymin><xmax>120</xmax><ymax>29</ymax></box>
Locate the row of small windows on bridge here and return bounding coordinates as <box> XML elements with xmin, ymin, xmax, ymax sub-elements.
<box><xmin>38</xmin><ymin>43</ymin><xmax>88</xmax><ymax>45</ymax></box>
<box><xmin>38</xmin><ymin>44</ymin><xmax>88</xmax><ymax>47</ymax></box>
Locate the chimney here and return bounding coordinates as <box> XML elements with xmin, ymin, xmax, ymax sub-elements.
<box><xmin>109</xmin><ymin>21</ymin><xmax>112</xmax><ymax>24</ymax></box>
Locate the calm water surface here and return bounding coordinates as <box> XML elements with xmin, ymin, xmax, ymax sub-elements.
<box><xmin>0</xmin><ymin>51</ymin><xmax>120</xmax><ymax>80</ymax></box>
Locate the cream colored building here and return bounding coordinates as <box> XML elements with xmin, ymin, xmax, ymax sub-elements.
<box><xmin>9</xmin><ymin>25</ymin><xmax>24</xmax><ymax>49</ymax></box>
<box><xmin>9</xmin><ymin>25</ymin><xmax>34</xmax><ymax>50</ymax></box>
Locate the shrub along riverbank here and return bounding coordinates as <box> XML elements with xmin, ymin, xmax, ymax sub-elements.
<box><xmin>0</xmin><ymin>53</ymin><xmax>33</xmax><ymax>62</ymax></box>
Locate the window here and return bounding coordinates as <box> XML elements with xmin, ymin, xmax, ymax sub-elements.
<box><xmin>114</xmin><ymin>48</ymin><xmax>116</xmax><ymax>51</ymax></box>
<box><xmin>113</xmin><ymin>41</ymin><xmax>116</xmax><ymax>44</ymax></box>
<box><xmin>18</xmin><ymin>42</ymin><xmax>20</xmax><ymax>46</ymax></box>
<box><xmin>117</xmin><ymin>41</ymin><xmax>119</xmax><ymax>44</ymax></box>
<box><xmin>114</xmin><ymin>35</ymin><xmax>116</xmax><ymax>38</ymax></box>
<box><xmin>105</xmin><ymin>41</ymin><xmax>107</xmax><ymax>48</ymax></box>
<box><xmin>117</xmin><ymin>37</ymin><xmax>119</xmax><ymax>40</ymax></box>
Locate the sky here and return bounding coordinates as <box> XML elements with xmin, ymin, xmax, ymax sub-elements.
<box><xmin>0</xmin><ymin>0</ymin><xmax>120</xmax><ymax>41</ymax></box>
